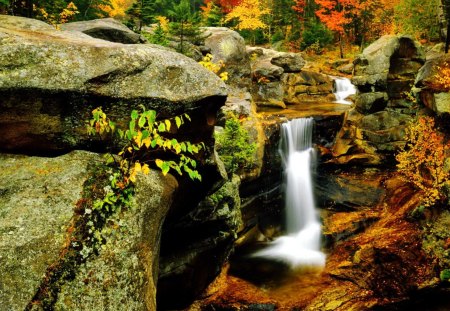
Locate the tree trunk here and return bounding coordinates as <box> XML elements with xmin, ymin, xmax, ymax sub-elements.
<box><xmin>339</xmin><ymin>33</ymin><xmax>344</xmax><ymax>59</ymax></box>
<box><xmin>26</xmin><ymin>0</ymin><xmax>33</xmax><ymax>17</ymax></box>
<box><xmin>446</xmin><ymin>21</ymin><xmax>450</xmax><ymax>53</ymax></box>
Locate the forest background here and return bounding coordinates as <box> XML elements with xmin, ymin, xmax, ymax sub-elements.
<box><xmin>0</xmin><ymin>0</ymin><xmax>448</xmax><ymax>58</ymax></box>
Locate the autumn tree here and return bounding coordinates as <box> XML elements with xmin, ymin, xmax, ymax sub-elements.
<box><xmin>224</xmin><ymin>0</ymin><xmax>271</xmax><ymax>44</ymax></box>
<box><xmin>314</xmin><ymin>0</ymin><xmax>359</xmax><ymax>58</ymax></box>
<box><xmin>98</xmin><ymin>0</ymin><xmax>133</xmax><ymax>19</ymax></box>
<box><xmin>394</xmin><ymin>0</ymin><xmax>440</xmax><ymax>42</ymax></box>
<box><xmin>200</xmin><ymin>0</ymin><xmax>223</xmax><ymax>26</ymax></box>
<box><xmin>396</xmin><ymin>116</ymin><xmax>450</xmax><ymax>207</ymax></box>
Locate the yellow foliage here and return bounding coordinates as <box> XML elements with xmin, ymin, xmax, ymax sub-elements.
<box><xmin>98</xmin><ymin>0</ymin><xmax>134</xmax><ymax>19</ymax></box>
<box><xmin>396</xmin><ymin>116</ymin><xmax>450</xmax><ymax>206</ymax></box>
<box><xmin>224</xmin><ymin>0</ymin><xmax>271</xmax><ymax>31</ymax></box>
<box><xmin>434</xmin><ymin>61</ymin><xmax>450</xmax><ymax>91</ymax></box>
<box><xmin>155</xmin><ymin>16</ymin><xmax>170</xmax><ymax>32</ymax></box>
<box><xmin>199</xmin><ymin>54</ymin><xmax>229</xmax><ymax>81</ymax></box>
<box><xmin>35</xmin><ymin>2</ymin><xmax>79</xmax><ymax>27</ymax></box>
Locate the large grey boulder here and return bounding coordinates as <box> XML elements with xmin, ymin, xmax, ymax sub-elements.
<box><xmin>355</xmin><ymin>92</ymin><xmax>389</xmax><ymax>113</ymax></box>
<box><xmin>352</xmin><ymin>35</ymin><xmax>425</xmax><ymax>90</ymax></box>
<box><xmin>203</xmin><ymin>27</ymin><xmax>251</xmax><ymax>86</ymax></box>
<box><xmin>332</xmin><ymin>35</ymin><xmax>425</xmax><ymax>165</ymax></box>
<box><xmin>0</xmin><ymin>14</ymin><xmax>54</xmax><ymax>31</ymax></box>
<box><xmin>60</xmin><ymin>17</ymin><xmax>145</xmax><ymax>44</ymax></box>
<box><xmin>0</xmin><ymin>151</ymin><xmax>177</xmax><ymax>310</ymax></box>
<box><xmin>0</xmin><ymin>151</ymin><xmax>95</xmax><ymax>311</ymax></box>
<box><xmin>0</xmin><ymin>15</ymin><xmax>227</xmax><ymax>154</ymax></box>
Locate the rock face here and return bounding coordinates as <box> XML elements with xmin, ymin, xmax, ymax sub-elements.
<box><xmin>0</xmin><ymin>151</ymin><xmax>177</xmax><ymax>310</ymax></box>
<box><xmin>0</xmin><ymin>16</ymin><xmax>235</xmax><ymax>311</ymax></box>
<box><xmin>415</xmin><ymin>54</ymin><xmax>450</xmax><ymax>115</ymax></box>
<box><xmin>60</xmin><ymin>18</ymin><xmax>145</xmax><ymax>44</ymax></box>
<box><xmin>247</xmin><ymin>47</ymin><xmax>333</xmax><ymax>107</ymax></box>
<box><xmin>332</xmin><ymin>35</ymin><xmax>425</xmax><ymax>165</ymax></box>
<box><xmin>0</xmin><ymin>15</ymin><xmax>227</xmax><ymax>154</ymax></box>
<box><xmin>158</xmin><ymin>175</ymin><xmax>242</xmax><ymax>309</ymax></box>
<box><xmin>203</xmin><ymin>27</ymin><xmax>251</xmax><ymax>86</ymax></box>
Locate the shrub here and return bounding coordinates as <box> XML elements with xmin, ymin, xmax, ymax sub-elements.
<box><xmin>300</xmin><ymin>20</ymin><xmax>333</xmax><ymax>51</ymax></box>
<box><xmin>215</xmin><ymin>113</ymin><xmax>257</xmax><ymax>175</ymax></box>
<box><xmin>396</xmin><ymin>116</ymin><xmax>450</xmax><ymax>207</ymax></box>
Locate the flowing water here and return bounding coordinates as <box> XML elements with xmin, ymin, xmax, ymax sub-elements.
<box><xmin>333</xmin><ymin>77</ymin><xmax>357</xmax><ymax>104</ymax></box>
<box><xmin>252</xmin><ymin>118</ymin><xmax>326</xmax><ymax>269</ymax></box>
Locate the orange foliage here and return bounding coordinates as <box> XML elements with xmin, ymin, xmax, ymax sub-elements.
<box><xmin>434</xmin><ymin>61</ymin><xmax>450</xmax><ymax>91</ymax></box>
<box><xmin>396</xmin><ymin>116</ymin><xmax>450</xmax><ymax>207</ymax></box>
<box><xmin>315</xmin><ymin>0</ymin><xmax>358</xmax><ymax>34</ymax></box>
<box><xmin>292</xmin><ymin>0</ymin><xmax>306</xmax><ymax>21</ymax></box>
<box><xmin>315</xmin><ymin>0</ymin><xmax>398</xmax><ymax>42</ymax></box>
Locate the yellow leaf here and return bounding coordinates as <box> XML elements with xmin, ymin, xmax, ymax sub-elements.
<box><xmin>142</xmin><ymin>163</ymin><xmax>150</xmax><ymax>175</ymax></box>
<box><xmin>143</xmin><ymin>137</ymin><xmax>151</xmax><ymax>148</ymax></box>
<box><xmin>129</xmin><ymin>170</ymin><xmax>137</xmax><ymax>183</ymax></box>
<box><xmin>134</xmin><ymin>162</ymin><xmax>142</xmax><ymax>173</ymax></box>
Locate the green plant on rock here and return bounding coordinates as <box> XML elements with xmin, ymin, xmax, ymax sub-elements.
<box><xmin>215</xmin><ymin>112</ymin><xmax>257</xmax><ymax>175</ymax></box>
<box><xmin>84</xmin><ymin>105</ymin><xmax>203</xmax><ymax>248</ymax></box>
<box><xmin>87</xmin><ymin>105</ymin><xmax>203</xmax><ymax>184</ymax></box>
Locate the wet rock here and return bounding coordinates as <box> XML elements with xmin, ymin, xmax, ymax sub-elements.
<box><xmin>157</xmin><ymin>175</ymin><xmax>242</xmax><ymax>310</ymax></box>
<box><xmin>316</xmin><ymin>169</ymin><xmax>386</xmax><ymax>210</ymax></box>
<box><xmin>282</xmin><ymin>71</ymin><xmax>333</xmax><ymax>104</ymax></box>
<box><xmin>333</xmin><ymin>35</ymin><xmax>424</xmax><ymax>166</ymax></box>
<box><xmin>271</xmin><ymin>53</ymin><xmax>305</xmax><ymax>73</ymax></box>
<box><xmin>355</xmin><ymin>92</ymin><xmax>389</xmax><ymax>113</ymax></box>
<box><xmin>60</xmin><ymin>18</ymin><xmax>145</xmax><ymax>44</ymax></box>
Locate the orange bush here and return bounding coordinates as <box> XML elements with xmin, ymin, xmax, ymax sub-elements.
<box><xmin>396</xmin><ymin>116</ymin><xmax>450</xmax><ymax>206</ymax></box>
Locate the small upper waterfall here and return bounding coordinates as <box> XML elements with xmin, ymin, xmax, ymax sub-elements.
<box><xmin>252</xmin><ymin>118</ymin><xmax>326</xmax><ymax>269</ymax></box>
<box><xmin>333</xmin><ymin>77</ymin><xmax>357</xmax><ymax>104</ymax></box>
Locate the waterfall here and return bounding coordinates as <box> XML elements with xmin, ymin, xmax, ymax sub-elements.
<box><xmin>252</xmin><ymin>118</ymin><xmax>326</xmax><ymax>269</ymax></box>
<box><xmin>333</xmin><ymin>77</ymin><xmax>357</xmax><ymax>104</ymax></box>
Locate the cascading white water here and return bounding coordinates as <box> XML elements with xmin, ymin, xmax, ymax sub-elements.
<box><xmin>252</xmin><ymin>118</ymin><xmax>326</xmax><ymax>269</ymax></box>
<box><xmin>333</xmin><ymin>77</ymin><xmax>357</xmax><ymax>104</ymax></box>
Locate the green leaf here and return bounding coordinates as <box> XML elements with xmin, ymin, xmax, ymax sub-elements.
<box><xmin>165</xmin><ymin>119</ymin><xmax>171</xmax><ymax>131</ymax></box>
<box><xmin>158</xmin><ymin>123</ymin><xmax>166</xmax><ymax>132</ymax></box>
<box><xmin>126</xmin><ymin>130</ymin><xmax>133</xmax><ymax>140</ymax></box>
<box><xmin>129</xmin><ymin>120</ymin><xmax>136</xmax><ymax>135</ymax></box>
<box><xmin>142</xmin><ymin>130</ymin><xmax>149</xmax><ymax>140</ymax></box>
<box><xmin>191</xmin><ymin>159</ymin><xmax>197</xmax><ymax>168</ymax></box>
<box><xmin>147</xmin><ymin>110</ymin><xmax>156</xmax><ymax>125</ymax></box>
<box><xmin>138</xmin><ymin>115</ymin><xmax>146</xmax><ymax>128</ymax></box>
<box><xmin>175</xmin><ymin>116</ymin><xmax>182</xmax><ymax>128</ymax></box>
<box><xmin>151</xmin><ymin>139</ymin><xmax>157</xmax><ymax>148</ymax></box>
<box><xmin>187</xmin><ymin>142</ymin><xmax>193</xmax><ymax>153</ymax></box>
<box><xmin>118</xmin><ymin>129</ymin><xmax>124</xmax><ymax>139</ymax></box>
<box><xmin>162</xmin><ymin>162</ymin><xmax>170</xmax><ymax>175</ymax></box>
<box><xmin>131</xmin><ymin>110</ymin><xmax>139</xmax><ymax>120</ymax></box>
<box><xmin>184</xmin><ymin>113</ymin><xmax>191</xmax><ymax>122</ymax></box>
